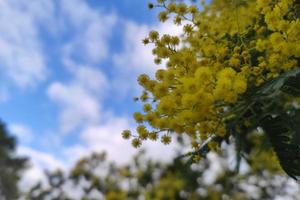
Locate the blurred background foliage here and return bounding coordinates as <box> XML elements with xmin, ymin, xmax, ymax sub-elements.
<box><xmin>23</xmin><ymin>133</ymin><xmax>299</xmax><ymax>200</ymax></box>
<box><xmin>0</xmin><ymin>121</ymin><xmax>27</xmax><ymax>200</ymax></box>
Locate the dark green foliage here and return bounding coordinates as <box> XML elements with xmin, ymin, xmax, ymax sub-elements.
<box><xmin>261</xmin><ymin>112</ymin><xmax>300</xmax><ymax>181</ymax></box>
<box><xmin>0</xmin><ymin>120</ymin><xmax>28</xmax><ymax>200</ymax></box>
<box><xmin>281</xmin><ymin>73</ymin><xmax>300</xmax><ymax>96</ymax></box>
<box><xmin>230</xmin><ymin>67</ymin><xmax>300</xmax><ymax>180</ymax></box>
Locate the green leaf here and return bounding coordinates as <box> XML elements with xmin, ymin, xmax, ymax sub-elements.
<box><xmin>258</xmin><ymin>67</ymin><xmax>300</xmax><ymax>96</ymax></box>
<box><xmin>261</xmin><ymin>111</ymin><xmax>300</xmax><ymax>181</ymax></box>
<box><xmin>281</xmin><ymin>73</ymin><xmax>300</xmax><ymax>96</ymax></box>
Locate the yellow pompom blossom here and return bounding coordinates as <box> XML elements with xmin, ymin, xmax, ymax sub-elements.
<box><xmin>123</xmin><ymin>0</ymin><xmax>300</xmax><ymax>153</ymax></box>
<box><xmin>122</xmin><ymin>130</ymin><xmax>131</xmax><ymax>139</ymax></box>
<box><xmin>131</xmin><ymin>138</ymin><xmax>142</xmax><ymax>148</ymax></box>
<box><xmin>161</xmin><ymin>134</ymin><xmax>172</xmax><ymax>144</ymax></box>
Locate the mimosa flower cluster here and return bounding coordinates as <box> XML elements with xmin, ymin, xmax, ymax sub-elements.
<box><xmin>122</xmin><ymin>0</ymin><xmax>300</xmax><ymax>155</ymax></box>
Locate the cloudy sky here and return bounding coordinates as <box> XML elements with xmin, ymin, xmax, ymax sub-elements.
<box><xmin>0</xmin><ymin>0</ymin><xmax>182</xmax><ymax>186</ymax></box>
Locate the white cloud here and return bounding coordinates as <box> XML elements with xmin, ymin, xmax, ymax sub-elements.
<box><xmin>46</xmin><ymin>0</ymin><xmax>117</xmax><ymax>134</ymax></box>
<box><xmin>80</xmin><ymin>116</ymin><xmax>132</xmax><ymax>153</ymax></box>
<box><xmin>62</xmin><ymin>145</ymin><xmax>89</xmax><ymax>165</ymax></box>
<box><xmin>72</xmin><ymin>115</ymin><xmax>135</xmax><ymax>163</ymax></box>
<box><xmin>48</xmin><ymin>82</ymin><xmax>100</xmax><ymax>117</ymax></box>
<box><xmin>20</xmin><ymin>147</ymin><xmax>65</xmax><ymax>170</ymax></box>
<box><xmin>114</xmin><ymin>20</ymin><xmax>183</xmax><ymax>73</ymax></box>
<box><xmin>113</xmin><ymin>22</ymin><xmax>156</xmax><ymax>74</ymax></box>
<box><xmin>78</xmin><ymin>114</ymin><xmax>176</xmax><ymax>164</ymax></box>
<box><xmin>112</xmin><ymin>20</ymin><xmax>183</xmax><ymax>97</ymax></box>
<box><xmin>0</xmin><ymin>0</ymin><xmax>116</xmax><ymax>91</ymax></box>
<box><xmin>8</xmin><ymin>123</ymin><xmax>33</xmax><ymax>144</ymax></box>
<box><xmin>17</xmin><ymin>146</ymin><xmax>65</xmax><ymax>190</ymax></box>
<box><xmin>75</xmin><ymin>67</ymin><xmax>108</xmax><ymax>92</ymax></box>
<box><xmin>0</xmin><ymin>0</ymin><xmax>51</xmax><ymax>88</ymax></box>
<box><xmin>60</xmin><ymin>0</ymin><xmax>117</xmax><ymax>63</ymax></box>
<box><xmin>63</xmin><ymin>59</ymin><xmax>109</xmax><ymax>92</ymax></box>
<box><xmin>47</xmin><ymin>66</ymin><xmax>108</xmax><ymax>133</ymax></box>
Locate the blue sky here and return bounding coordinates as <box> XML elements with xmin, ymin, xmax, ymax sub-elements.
<box><xmin>0</xmin><ymin>0</ymin><xmax>182</xmax><ymax>186</ymax></box>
